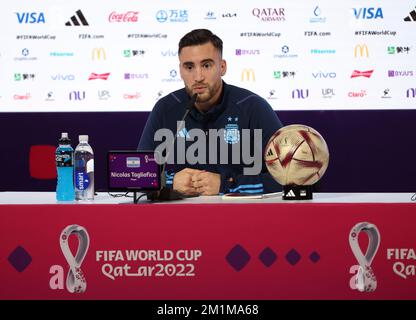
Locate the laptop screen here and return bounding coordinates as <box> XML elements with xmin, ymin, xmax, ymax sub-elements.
<box><xmin>107</xmin><ymin>151</ymin><xmax>161</xmax><ymax>191</ymax></box>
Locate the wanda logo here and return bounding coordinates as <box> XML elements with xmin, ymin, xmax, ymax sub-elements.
<box><xmin>109</xmin><ymin>11</ymin><xmax>139</xmax><ymax>23</ymax></box>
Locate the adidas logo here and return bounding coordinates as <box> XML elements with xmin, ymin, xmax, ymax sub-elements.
<box><xmin>65</xmin><ymin>9</ymin><xmax>89</xmax><ymax>26</ymax></box>
<box><xmin>404</xmin><ymin>7</ymin><xmax>416</xmax><ymax>21</ymax></box>
<box><xmin>285</xmin><ymin>189</ymin><xmax>296</xmax><ymax>197</ymax></box>
<box><xmin>177</xmin><ymin>128</ymin><xmax>190</xmax><ymax>139</ymax></box>
<box><xmin>266</xmin><ymin>148</ymin><xmax>274</xmax><ymax>157</ymax></box>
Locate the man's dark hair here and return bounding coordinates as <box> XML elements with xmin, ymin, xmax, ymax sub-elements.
<box><xmin>178</xmin><ymin>29</ymin><xmax>223</xmax><ymax>56</ymax></box>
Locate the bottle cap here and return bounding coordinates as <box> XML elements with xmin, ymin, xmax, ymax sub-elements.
<box><xmin>59</xmin><ymin>132</ymin><xmax>71</xmax><ymax>144</ymax></box>
<box><xmin>79</xmin><ymin>135</ymin><xmax>89</xmax><ymax>142</ymax></box>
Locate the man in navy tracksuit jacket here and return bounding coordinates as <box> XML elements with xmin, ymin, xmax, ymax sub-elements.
<box><xmin>138</xmin><ymin>29</ymin><xmax>283</xmax><ymax>195</ymax></box>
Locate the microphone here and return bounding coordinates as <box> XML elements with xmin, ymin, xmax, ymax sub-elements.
<box><xmin>146</xmin><ymin>93</ymin><xmax>198</xmax><ymax>201</ymax></box>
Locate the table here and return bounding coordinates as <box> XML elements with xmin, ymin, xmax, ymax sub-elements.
<box><xmin>1</xmin><ymin>192</ymin><xmax>415</xmax><ymax>299</ymax></box>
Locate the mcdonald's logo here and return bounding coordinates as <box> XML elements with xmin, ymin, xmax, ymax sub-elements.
<box><xmin>241</xmin><ymin>68</ymin><xmax>255</xmax><ymax>81</ymax></box>
<box><xmin>92</xmin><ymin>48</ymin><xmax>106</xmax><ymax>60</ymax></box>
<box><xmin>354</xmin><ymin>44</ymin><xmax>369</xmax><ymax>57</ymax></box>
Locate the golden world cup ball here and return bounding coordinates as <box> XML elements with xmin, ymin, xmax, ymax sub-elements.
<box><xmin>265</xmin><ymin>124</ymin><xmax>329</xmax><ymax>186</ymax></box>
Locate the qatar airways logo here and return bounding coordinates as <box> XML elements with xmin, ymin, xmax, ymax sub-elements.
<box><xmin>351</xmin><ymin>70</ymin><xmax>374</xmax><ymax>78</ymax></box>
<box><xmin>108</xmin><ymin>11</ymin><xmax>139</xmax><ymax>23</ymax></box>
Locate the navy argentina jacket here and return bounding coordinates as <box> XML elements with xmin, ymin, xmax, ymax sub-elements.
<box><xmin>138</xmin><ymin>81</ymin><xmax>283</xmax><ymax>194</ymax></box>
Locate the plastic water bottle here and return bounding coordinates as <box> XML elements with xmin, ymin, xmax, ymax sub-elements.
<box><xmin>56</xmin><ymin>132</ymin><xmax>75</xmax><ymax>201</ymax></box>
<box><xmin>74</xmin><ymin>135</ymin><xmax>94</xmax><ymax>201</ymax></box>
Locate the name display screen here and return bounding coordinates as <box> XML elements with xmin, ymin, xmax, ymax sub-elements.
<box><xmin>107</xmin><ymin>151</ymin><xmax>160</xmax><ymax>191</ymax></box>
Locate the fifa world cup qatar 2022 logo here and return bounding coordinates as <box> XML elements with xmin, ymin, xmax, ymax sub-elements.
<box><xmin>349</xmin><ymin>222</ymin><xmax>381</xmax><ymax>292</ymax></box>
<box><xmin>49</xmin><ymin>225</ymin><xmax>90</xmax><ymax>293</ymax></box>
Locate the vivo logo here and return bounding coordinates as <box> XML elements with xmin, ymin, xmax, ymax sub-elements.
<box><xmin>312</xmin><ymin>72</ymin><xmax>336</xmax><ymax>79</ymax></box>
<box><xmin>16</xmin><ymin>12</ymin><xmax>45</xmax><ymax>23</ymax></box>
<box><xmin>353</xmin><ymin>8</ymin><xmax>383</xmax><ymax>19</ymax></box>
<box><xmin>51</xmin><ymin>74</ymin><xmax>75</xmax><ymax>81</ymax></box>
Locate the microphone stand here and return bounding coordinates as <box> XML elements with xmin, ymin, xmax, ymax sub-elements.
<box><xmin>146</xmin><ymin>93</ymin><xmax>198</xmax><ymax>201</ymax></box>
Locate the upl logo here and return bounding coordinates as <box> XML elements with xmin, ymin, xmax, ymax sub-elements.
<box><xmin>353</xmin><ymin>8</ymin><xmax>384</xmax><ymax>19</ymax></box>
<box><xmin>16</xmin><ymin>12</ymin><xmax>46</xmax><ymax>24</ymax></box>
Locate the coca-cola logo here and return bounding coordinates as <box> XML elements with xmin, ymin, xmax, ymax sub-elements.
<box><xmin>109</xmin><ymin>11</ymin><xmax>139</xmax><ymax>23</ymax></box>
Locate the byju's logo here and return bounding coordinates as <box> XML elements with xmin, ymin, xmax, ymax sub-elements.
<box><xmin>65</xmin><ymin>10</ymin><xmax>89</xmax><ymax>26</ymax></box>
<box><xmin>16</xmin><ymin>12</ymin><xmax>45</xmax><ymax>24</ymax></box>
<box><xmin>353</xmin><ymin>8</ymin><xmax>384</xmax><ymax>19</ymax></box>
<box><xmin>388</xmin><ymin>70</ymin><xmax>413</xmax><ymax>78</ymax></box>
<box><xmin>49</xmin><ymin>225</ymin><xmax>90</xmax><ymax>293</ymax></box>
<box><xmin>235</xmin><ymin>49</ymin><xmax>260</xmax><ymax>56</ymax></box>
<box><xmin>349</xmin><ymin>222</ymin><xmax>380</xmax><ymax>292</ymax></box>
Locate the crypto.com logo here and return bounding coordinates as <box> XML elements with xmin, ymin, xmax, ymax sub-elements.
<box><xmin>349</xmin><ymin>222</ymin><xmax>381</xmax><ymax>292</ymax></box>
<box><xmin>49</xmin><ymin>225</ymin><xmax>90</xmax><ymax>293</ymax></box>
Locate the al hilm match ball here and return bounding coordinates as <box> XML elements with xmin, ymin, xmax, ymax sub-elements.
<box><xmin>265</xmin><ymin>124</ymin><xmax>329</xmax><ymax>186</ymax></box>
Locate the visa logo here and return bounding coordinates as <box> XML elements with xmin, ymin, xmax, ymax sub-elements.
<box><xmin>353</xmin><ymin>8</ymin><xmax>383</xmax><ymax>19</ymax></box>
<box><xmin>51</xmin><ymin>74</ymin><xmax>75</xmax><ymax>81</ymax></box>
<box><xmin>312</xmin><ymin>71</ymin><xmax>336</xmax><ymax>79</ymax></box>
<box><xmin>16</xmin><ymin>12</ymin><xmax>46</xmax><ymax>23</ymax></box>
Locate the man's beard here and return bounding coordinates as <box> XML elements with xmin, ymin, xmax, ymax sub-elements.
<box><xmin>186</xmin><ymin>85</ymin><xmax>214</xmax><ymax>103</ymax></box>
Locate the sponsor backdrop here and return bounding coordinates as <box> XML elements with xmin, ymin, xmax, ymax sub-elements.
<box><xmin>0</xmin><ymin>0</ymin><xmax>415</xmax><ymax>192</ymax></box>
<box><xmin>0</xmin><ymin>0</ymin><xmax>415</xmax><ymax>111</ymax></box>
